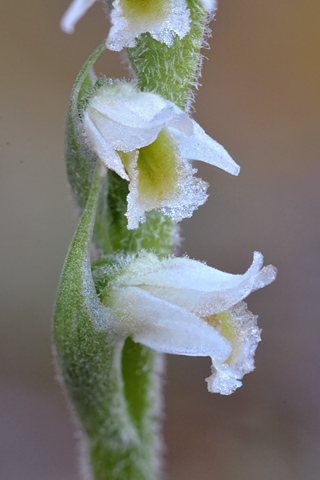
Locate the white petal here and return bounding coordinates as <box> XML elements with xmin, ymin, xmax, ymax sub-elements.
<box><xmin>151</xmin><ymin>106</ymin><xmax>193</xmax><ymax>134</ymax></box>
<box><xmin>88</xmin><ymin>108</ymin><xmax>163</xmax><ymax>152</ymax></box>
<box><xmin>169</xmin><ymin>120</ymin><xmax>240</xmax><ymax>176</ymax></box>
<box><xmin>60</xmin><ymin>0</ymin><xmax>97</xmax><ymax>34</ymax></box>
<box><xmin>89</xmin><ymin>87</ymin><xmax>171</xmax><ymax>129</ymax></box>
<box><xmin>83</xmin><ymin>112</ymin><xmax>129</xmax><ymax>180</ymax></box>
<box><xmin>89</xmin><ymin>86</ymin><xmax>192</xmax><ymax>135</ymax></box>
<box><xmin>87</xmin><ymin>86</ymin><xmax>191</xmax><ymax>152</ymax></box>
<box><xmin>124</xmin><ymin>252</ymin><xmax>277</xmax><ymax>315</ymax></box>
<box><xmin>165</xmin><ymin>110</ymin><xmax>193</xmax><ymax>136</ymax></box>
<box><xmin>112</xmin><ymin>287</ymin><xmax>231</xmax><ymax>360</ymax></box>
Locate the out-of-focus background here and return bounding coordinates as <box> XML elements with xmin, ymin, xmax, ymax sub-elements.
<box><xmin>1</xmin><ymin>0</ymin><xmax>319</xmax><ymax>478</ymax></box>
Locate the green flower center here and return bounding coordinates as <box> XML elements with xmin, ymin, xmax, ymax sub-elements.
<box><xmin>205</xmin><ymin>312</ymin><xmax>236</xmax><ymax>364</ymax></box>
<box><xmin>137</xmin><ymin>129</ymin><xmax>179</xmax><ymax>203</ymax></box>
<box><xmin>120</xmin><ymin>0</ymin><xmax>170</xmax><ymax>22</ymax></box>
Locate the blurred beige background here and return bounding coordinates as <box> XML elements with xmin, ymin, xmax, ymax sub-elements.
<box><xmin>1</xmin><ymin>0</ymin><xmax>319</xmax><ymax>479</ymax></box>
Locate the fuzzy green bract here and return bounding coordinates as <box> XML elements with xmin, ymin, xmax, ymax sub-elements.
<box><xmin>54</xmin><ymin>168</ymin><xmax>163</xmax><ymax>480</ymax></box>
<box><xmin>65</xmin><ymin>41</ymin><xmax>105</xmax><ymax>210</ymax></box>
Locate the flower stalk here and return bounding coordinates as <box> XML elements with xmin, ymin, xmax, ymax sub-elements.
<box><xmin>54</xmin><ymin>0</ymin><xmax>276</xmax><ymax>478</ymax></box>
<box><xmin>127</xmin><ymin>0</ymin><xmax>208</xmax><ymax>108</ymax></box>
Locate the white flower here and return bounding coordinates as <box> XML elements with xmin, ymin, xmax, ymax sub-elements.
<box><xmin>106</xmin><ymin>0</ymin><xmax>191</xmax><ymax>51</ymax></box>
<box><xmin>95</xmin><ymin>251</ymin><xmax>277</xmax><ymax>394</ymax></box>
<box><xmin>83</xmin><ymin>81</ymin><xmax>240</xmax><ymax>229</ymax></box>
<box><xmin>60</xmin><ymin>0</ymin><xmax>215</xmax><ymax>51</ymax></box>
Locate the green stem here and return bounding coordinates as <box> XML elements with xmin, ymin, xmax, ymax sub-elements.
<box><xmin>54</xmin><ymin>167</ymin><xmax>162</xmax><ymax>480</ymax></box>
<box><xmin>127</xmin><ymin>0</ymin><xmax>207</xmax><ymax>108</ymax></box>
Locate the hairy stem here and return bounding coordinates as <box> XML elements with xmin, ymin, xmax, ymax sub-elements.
<box><xmin>127</xmin><ymin>0</ymin><xmax>207</xmax><ymax>109</ymax></box>
<box><xmin>54</xmin><ymin>167</ymin><xmax>163</xmax><ymax>480</ymax></box>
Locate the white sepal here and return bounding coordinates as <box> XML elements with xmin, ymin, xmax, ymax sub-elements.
<box><xmin>83</xmin><ymin>111</ymin><xmax>130</xmax><ymax>181</ymax></box>
<box><xmin>117</xmin><ymin>252</ymin><xmax>277</xmax><ymax>316</ymax></box>
<box><xmin>113</xmin><ymin>287</ymin><xmax>231</xmax><ymax>360</ymax></box>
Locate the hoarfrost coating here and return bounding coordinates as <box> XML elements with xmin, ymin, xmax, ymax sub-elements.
<box><xmin>95</xmin><ymin>251</ymin><xmax>277</xmax><ymax>394</ymax></box>
<box><xmin>83</xmin><ymin>82</ymin><xmax>240</xmax><ymax>229</ymax></box>
<box><xmin>61</xmin><ymin>0</ymin><xmax>217</xmax><ymax>49</ymax></box>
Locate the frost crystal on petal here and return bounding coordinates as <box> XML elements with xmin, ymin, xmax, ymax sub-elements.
<box><xmin>157</xmin><ymin>162</ymin><xmax>209</xmax><ymax>223</ymax></box>
<box><xmin>205</xmin><ymin>302</ymin><xmax>261</xmax><ymax>395</ymax></box>
<box><xmin>106</xmin><ymin>0</ymin><xmax>191</xmax><ymax>51</ymax></box>
<box><xmin>126</xmin><ymin>152</ymin><xmax>209</xmax><ymax>229</ymax></box>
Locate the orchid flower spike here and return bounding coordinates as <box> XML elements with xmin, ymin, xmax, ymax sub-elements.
<box><xmin>93</xmin><ymin>251</ymin><xmax>277</xmax><ymax>395</ymax></box>
<box><xmin>61</xmin><ymin>0</ymin><xmax>217</xmax><ymax>51</ymax></box>
<box><xmin>82</xmin><ymin>81</ymin><xmax>239</xmax><ymax>229</ymax></box>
